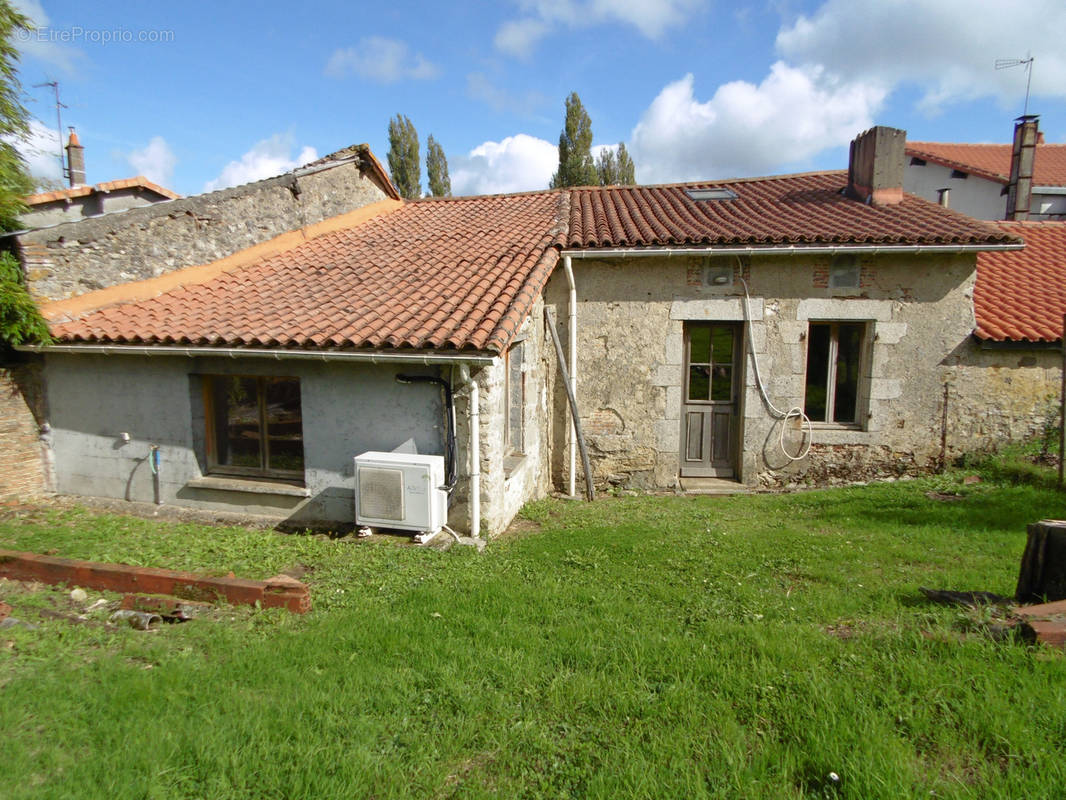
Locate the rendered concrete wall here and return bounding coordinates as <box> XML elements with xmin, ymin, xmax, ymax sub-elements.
<box><xmin>904</xmin><ymin>162</ymin><xmax>1006</xmax><ymax>220</ymax></box>
<box><xmin>543</xmin><ymin>250</ymin><xmax>1011</xmax><ymax>490</ymax></box>
<box><xmin>43</xmin><ymin>353</ymin><xmax>448</xmax><ymax>526</ymax></box>
<box><xmin>15</xmin><ymin>154</ymin><xmax>389</xmax><ymax>302</ymax></box>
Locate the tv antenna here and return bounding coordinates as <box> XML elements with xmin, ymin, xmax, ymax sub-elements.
<box><xmin>995</xmin><ymin>55</ymin><xmax>1034</xmax><ymax>117</ymax></box>
<box><xmin>32</xmin><ymin>80</ymin><xmax>67</xmax><ymax>181</ymax></box>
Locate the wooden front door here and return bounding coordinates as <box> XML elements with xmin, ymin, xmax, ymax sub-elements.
<box><xmin>680</xmin><ymin>322</ymin><xmax>741</xmax><ymax>478</ymax></box>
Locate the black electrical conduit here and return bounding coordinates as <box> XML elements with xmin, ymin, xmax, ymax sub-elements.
<box><xmin>395</xmin><ymin>374</ymin><xmax>458</xmax><ymax>493</ymax></box>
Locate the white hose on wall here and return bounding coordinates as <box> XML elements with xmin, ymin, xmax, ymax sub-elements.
<box><xmin>738</xmin><ymin>273</ymin><xmax>812</xmax><ymax>463</ymax></box>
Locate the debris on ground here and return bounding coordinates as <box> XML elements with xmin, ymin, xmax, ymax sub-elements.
<box><xmin>919</xmin><ymin>588</ymin><xmax>1011</xmax><ymax>607</ymax></box>
<box><xmin>109</xmin><ymin>609</ymin><xmax>163</xmax><ymax>630</ymax></box>
<box><xmin>1016</xmin><ymin>520</ymin><xmax>1066</xmax><ymax>603</ymax></box>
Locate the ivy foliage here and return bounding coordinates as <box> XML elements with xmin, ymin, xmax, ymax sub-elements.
<box><xmin>0</xmin><ymin>251</ymin><xmax>49</xmax><ymax>346</ymax></box>
<box><xmin>0</xmin><ymin>2</ymin><xmax>50</xmax><ymax>348</ymax></box>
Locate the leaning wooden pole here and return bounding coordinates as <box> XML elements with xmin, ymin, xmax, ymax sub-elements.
<box><xmin>545</xmin><ymin>307</ymin><xmax>595</xmax><ymax>501</ymax></box>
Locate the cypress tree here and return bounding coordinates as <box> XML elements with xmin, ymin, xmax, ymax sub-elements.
<box><xmin>549</xmin><ymin>92</ymin><xmax>596</xmax><ymax>188</ymax></box>
<box><xmin>425</xmin><ymin>134</ymin><xmax>451</xmax><ymax>197</ymax></box>
<box><xmin>387</xmin><ymin>114</ymin><xmax>421</xmax><ymax>199</ymax></box>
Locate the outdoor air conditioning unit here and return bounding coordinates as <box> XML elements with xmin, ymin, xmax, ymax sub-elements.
<box><xmin>354</xmin><ymin>451</ymin><xmax>447</xmax><ymax>542</ymax></box>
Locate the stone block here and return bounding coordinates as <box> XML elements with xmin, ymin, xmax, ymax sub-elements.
<box><xmin>654</xmin><ymin>419</ymin><xmax>680</xmax><ymax>453</ymax></box>
<box><xmin>652</xmin><ymin>364</ymin><xmax>682</xmax><ymax>387</ymax></box>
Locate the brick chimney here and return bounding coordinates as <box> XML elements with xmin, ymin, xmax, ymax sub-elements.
<box><xmin>65</xmin><ymin>127</ymin><xmax>85</xmax><ymax>187</ymax></box>
<box><xmin>846</xmin><ymin>126</ymin><xmax>906</xmax><ymax>206</ymax></box>
<box><xmin>1005</xmin><ymin>114</ymin><xmax>1039</xmax><ymax>221</ymax></box>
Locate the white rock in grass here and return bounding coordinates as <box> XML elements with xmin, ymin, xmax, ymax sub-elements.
<box><xmin>69</xmin><ymin>588</ymin><xmax>88</xmax><ymax>603</ymax></box>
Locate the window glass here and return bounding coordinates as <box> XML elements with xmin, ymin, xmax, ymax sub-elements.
<box><xmin>207</xmin><ymin>375</ymin><xmax>304</xmax><ymax>478</ymax></box>
<box><xmin>711</xmin><ymin>327</ymin><xmax>733</xmax><ymax>364</ymax></box>
<box><xmin>212</xmin><ymin>376</ymin><xmax>262</xmax><ymax>469</ymax></box>
<box><xmin>507</xmin><ymin>343</ymin><xmax>524</xmax><ymax>454</ymax></box>
<box><xmin>689</xmin><ymin>326</ymin><xmax>711</xmax><ymax>364</ymax></box>
<box><xmin>264</xmin><ymin>378</ymin><xmax>304</xmax><ymax>472</ymax></box>
<box><xmin>803</xmin><ymin>323</ymin><xmax>864</xmax><ymax>425</ymax></box>
<box><xmin>833</xmin><ymin>324</ymin><xmax>863</xmax><ymax>423</ymax></box>
<box><xmin>803</xmin><ymin>325</ymin><xmax>831</xmax><ymax>423</ymax></box>
<box><xmin>688</xmin><ymin>365</ymin><xmax>710</xmax><ymax>402</ymax></box>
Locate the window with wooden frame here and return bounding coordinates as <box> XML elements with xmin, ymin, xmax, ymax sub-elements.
<box><xmin>505</xmin><ymin>341</ymin><xmax>525</xmax><ymax>455</ymax></box>
<box><xmin>803</xmin><ymin>322</ymin><xmax>866</xmax><ymax>426</ymax></box>
<box><xmin>204</xmin><ymin>375</ymin><xmax>304</xmax><ymax>481</ymax></box>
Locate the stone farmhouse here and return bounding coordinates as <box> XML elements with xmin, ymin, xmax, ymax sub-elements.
<box><xmin>2</xmin><ymin>125</ymin><xmax>1061</xmax><ymax>537</ymax></box>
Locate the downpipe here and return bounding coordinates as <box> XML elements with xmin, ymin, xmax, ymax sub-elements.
<box><xmin>457</xmin><ymin>364</ymin><xmax>481</xmax><ymax>540</ymax></box>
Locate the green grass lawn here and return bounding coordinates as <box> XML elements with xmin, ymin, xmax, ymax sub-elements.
<box><xmin>2</xmin><ymin>464</ymin><xmax>1065</xmax><ymax>799</ymax></box>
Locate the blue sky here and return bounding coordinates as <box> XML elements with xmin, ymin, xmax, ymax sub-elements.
<box><xmin>12</xmin><ymin>0</ymin><xmax>1066</xmax><ymax>198</ymax></box>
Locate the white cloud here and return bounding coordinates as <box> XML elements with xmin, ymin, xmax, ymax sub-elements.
<box><xmin>629</xmin><ymin>67</ymin><xmax>886</xmax><ymax>184</ymax></box>
<box><xmin>495</xmin><ymin>0</ymin><xmax>704</xmax><ymax>57</ymax></box>
<box><xmin>12</xmin><ymin>0</ymin><xmax>83</xmax><ymax>74</ymax></box>
<box><xmin>325</xmin><ymin>37</ymin><xmax>439</xmax><ymax>83</ymax></box>
<box><xmin>776</xmin><ymin>0</ymin><xmax>1066</xmax><ymax>111</ymax></box>
<box><xmin>204</xmin><ymin>135</ymin><xmax>317</xmax><ymax>192</ymax></box>
<box><xmin>450</xmin><ymin>134</ymin><xmax>557</xmax><ymax>196</ymax></box>
<box><xmin>128</xmin><ymin>136</ymin><xmax>176</xmax><ymax>186</ymax></box>
<box><xmin>14</xmin><ymin>119</ymin><xmax>63</xmax><ymax>185</ymax></box>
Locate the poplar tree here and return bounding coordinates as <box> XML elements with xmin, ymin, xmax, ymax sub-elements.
<box><xmin>425</xmin><ymin>134</ymin><xmax>451</xmax><ymax>197</ymax></box>
<box><xmin>549</xmin><ymin>92</ymin><xmax>596</xmax><ymax>188</ymax></box>
<box><xmin>387</xmin><ymin>114</ymin><xmax>421</xmax><ymax>199</ymax></box>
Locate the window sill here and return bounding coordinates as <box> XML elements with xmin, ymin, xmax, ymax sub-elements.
<box><xmin>808</xmin><ymin>422</ymin><xmax>863</xmax><ymax>432</ymax></box>
<box><xmin>503</xmin><ymin>453</ymin><xmax>526</xmax><ymax>479</ymax></box>
<box><xmin>185</xmin><ymin>475</ymin><xmax>310</xmax><ymax>498</ymax></box>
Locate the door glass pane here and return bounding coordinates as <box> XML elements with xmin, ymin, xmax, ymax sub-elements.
<box><xmin>689</xmin><ymin>326</ymin><xmax>710</xmax><ymax>364</ymax></box>
<box><xmin>711</xmin><ymin>365</ymin><xmax>733</xmax><ymax>401</ymax></box>
<box><xmin>264</xmin><ymin>378</ymin><xmax>304</xmax><ymax>472</ymax></box>
<box><xmin>833</xmin><ymin>324</ymin><xmax>863</xmax><ymax>423</ymax></box>
<box><xmin>212</xmin><ymin>376</ymin><xmax>261</xmax><ymax>468</ymax></box>
<box><xmin>688</xmin><ymin>365</ymin><xmax>710</xmax><ymax>401</ymax></box>
<box><xmin>803</xmin><ymin>324</ymin><xmax>830</xmax><ymax>423</ymax></box>
<box><xmin>711</xmin><ymin>327</ymin><xmax>734</xmax><ymax>364</ymax></box>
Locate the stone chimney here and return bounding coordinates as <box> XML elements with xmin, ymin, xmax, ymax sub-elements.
<box><xmin>846</xmin><ymin>126</ymin><xmax>906</xmax><ymax>206</ymax></box>
<box><xmin>1006</xmin><ymin>114</ymin><xmax>1039</xmax><ymax>221</ymax></box>
<box><xmin>65</xmin><ymin>127</ymin><xmax>85</xmax><ymax>187</ymax></box>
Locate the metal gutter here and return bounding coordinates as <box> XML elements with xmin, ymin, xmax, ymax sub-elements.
<box><xmin>1035</xmin><ymin>186</ymin><xmax>1066</xmax><ymax>195</ymax></box>
<box><xmin>563</xmin><ymin>243</ymin><xmax>1024</xmax><ymax>259</ymax></box>
<box><xmin>16</xmin><ymin>343</ymin><xmax>495</xmax><ymax>365</ymax></box>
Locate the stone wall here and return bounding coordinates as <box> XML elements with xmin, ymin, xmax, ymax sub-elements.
<box><xmin>541</xmin><ymin>250</ymin><xmax>1036</xmax><ymax>491</ymax></box>
<box><xmin>452</xmin><ymin>300</ymin><xmax>552</xmax><ymax>536</ymax></box>
<box><xmin>12</xmin><ymin>149</ymin><xmax>392</xmax><ymax>302</ymax></box>
<box><xmin>0</xmin><ymin>360</ymin><xmax>50</xmax><ymax>501</ymax></box>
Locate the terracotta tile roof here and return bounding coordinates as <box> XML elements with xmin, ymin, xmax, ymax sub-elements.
<box><xmin>975</xmin><ymin>221</ymin><xmax>1066</xmax><ymax>342</ymax></box>
<box><xmin>25</xmin><ymin>176</ymin><xmax>180</xmax><ymax>205</ymax></box>
<box><xmin>46</xmin><ymin>172</ymin><xmax>1018</xmax><ymax>355</ymax></box>
<box><xmin>50</xmin><ymin>191</ymin><xmax>567</xmax><ymax>353</ymax></box>
<box><xmin>567</xmin><ymin>171</ymin><xmax>1014</xmax><ymax>248</ymax></box>
<box><xmin>906</xmin><ymin>141</ymin><xmax>1066</xmax><ymax>186</ymax></box>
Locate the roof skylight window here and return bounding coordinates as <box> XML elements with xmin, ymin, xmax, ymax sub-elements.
<box><xmin>686</xmin><ymin>188</ymin><xmax>738</xmax><ymax>201</ymax></box>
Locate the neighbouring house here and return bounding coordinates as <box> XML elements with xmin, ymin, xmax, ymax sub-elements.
<box><xmin>21</xmin><ymin>177</ymin><xmax>182</xmax><ymax>229</ymax></box>
<box><xmin>905</xmin><ymin>115</ymin><xmax>1066</xmax><ymax>220</ymax></box>
<box><xmin>11</xmin><ymin>125</ymin><xmax>1056</xmax><ymax>536</ymax></box>
<box><xmin>18</xmin><ymin>128</ymin><xmax>181</xmax><ymax>229</ymax></box>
